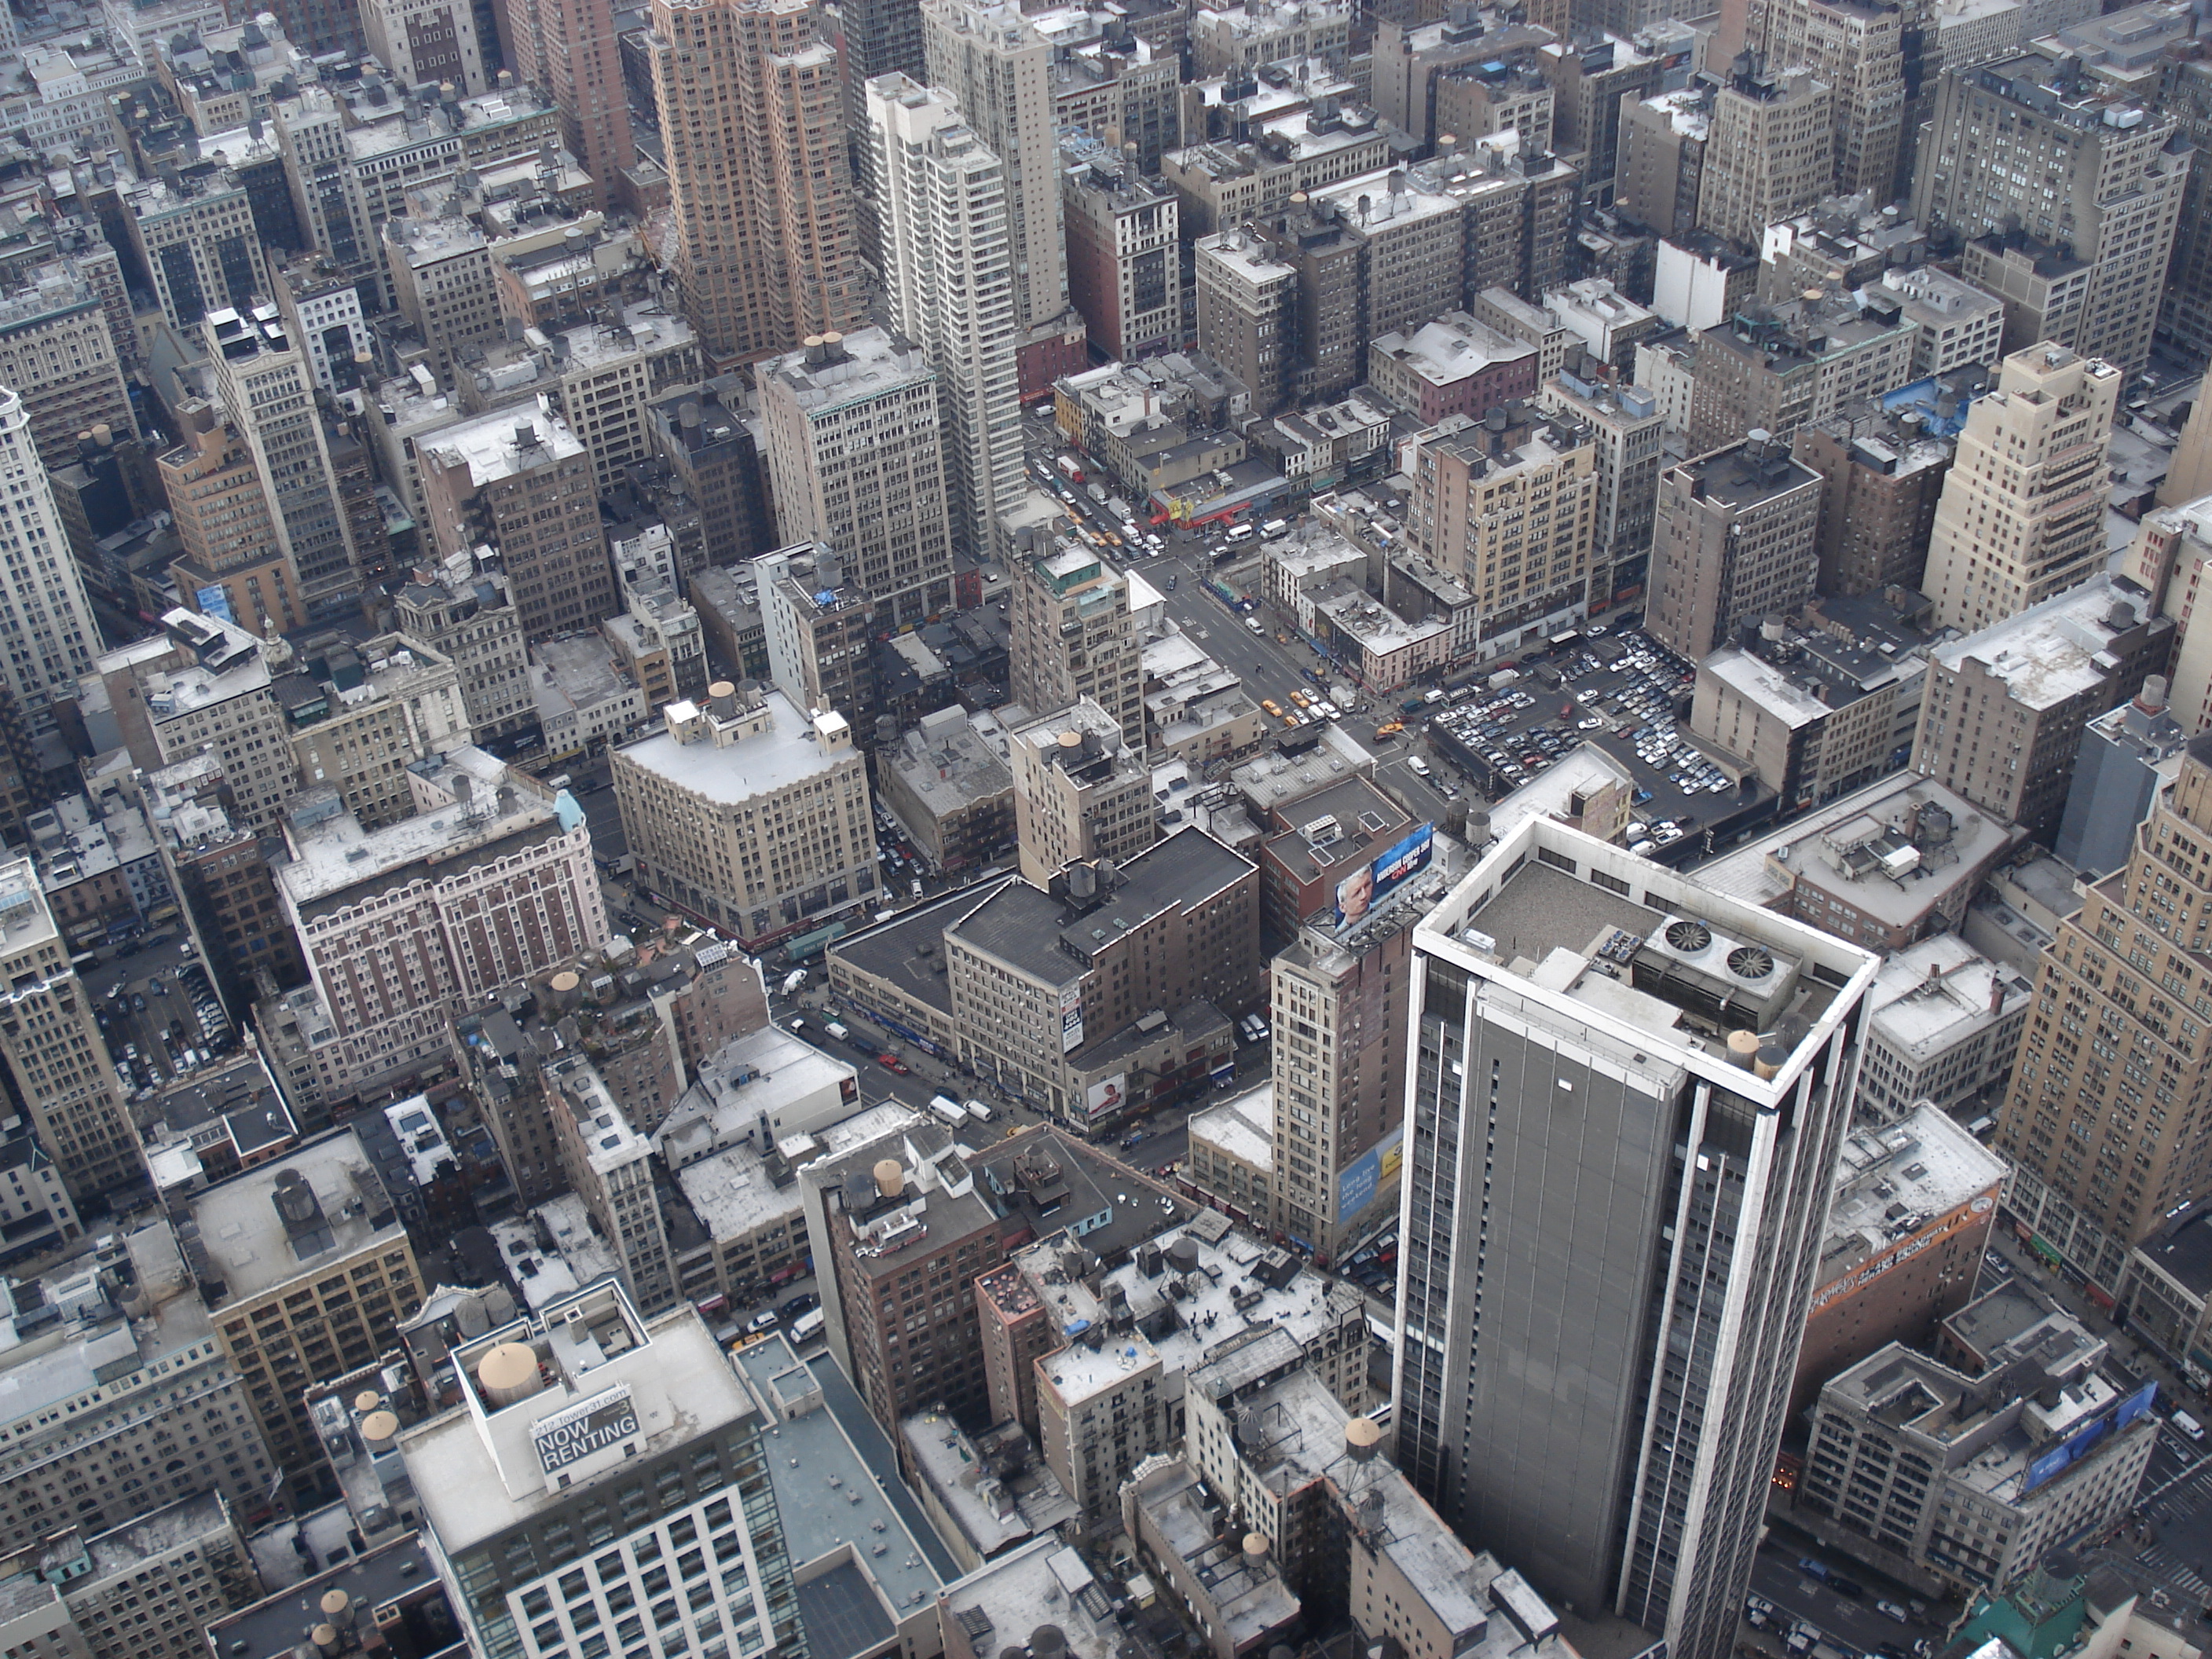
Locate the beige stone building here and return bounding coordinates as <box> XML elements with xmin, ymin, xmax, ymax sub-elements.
<box><xmin>1921</xmin><ymin>343</ymin><xmax>2121</xmax><ymax>635</ymax></box>
<box><xmin>1009</xmin><ymin>539</ymin><xmax>1143</xmax><ymax>753</ymax></box>
<box><xmin>1007</xmin><ymin>698</ymin><xmax>1158</xmax><ymax>887</ymax></box>
<box><xmin>1745</xmin><ymin>0</ymin><xmax>1903</xmax><ymax>200</ymax></box>
<box><xmin>1696</xmin><ymin>63</ymin><xmax>1832</xmax><ymax>251</ymax></box>
<box><xmin>283</xmin><ymin>634</ymin><xmax>470</xmax><ymax>831</ymax></box>
<box><xmin>612</xmin><ymin>681</ymin><xmax>876</xmax><ymax>950</ymax></box>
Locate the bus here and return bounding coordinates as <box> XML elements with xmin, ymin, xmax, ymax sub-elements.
<box><xmin>1546</xmin><ymin>629</ymin><xmax>1583</xmax><ymax>652</ymax></box>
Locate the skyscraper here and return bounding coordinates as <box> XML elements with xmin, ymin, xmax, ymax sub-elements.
<box><xmin>1646</xmin><ymin>435</ymin><xmax>1822</xmax><ymax>662</ymax></box>
<box><xmin>0</xmin><ymin>857</ymin><xmax>142</xmax><ymax>1203</ymax></box>
<box><xmin>650</xmin><ymin>0</ymin><xmax>863</xmax><ymax>362</ymax></box>
<box><xmin>503</xmin><ymin>0</ymin><xmax>632</xmax><ymax>207</ymax></box>
<box><xmin>0</xmin><ymin>383</ymin><xmax>101</xmax><ymax>737</ymax></box>
<box><xmin>1397</xmin><ymin>820</ymin><xmax>1877</xmax><ymax>1659</ymax></box>
<box><xmin>922</xmin><ymin>0</ymin><xmax>1075</xmax><ymax>362</ymax></box>
<box><xmin>1919</xmin><ymin>342</ymin><xmax>2119</xmax><ymax>635</ymax></box>
<box><xmin>1695</xmin><ymin>60</ymin><xmax>1832</xmax><ymax>251</ymax></box>
<box><xmin>1914</xmin><ymin>53</ymin><xmax>2185</xmax><ymax>374</ymax></box>
<box><xmin>866</xmin><ymin>75</ymin><xmax>1024</xmax><ymax>560</ymax></box>
<box><xmin>1995</xmin><ymin>731</ymin><xmax>2212</xmax><ymax>1297</ymax></box>
<box><xmin>1743</xmin><ymin>0</ymin><xmax>1903</xmax><ymax>201</ymax></box>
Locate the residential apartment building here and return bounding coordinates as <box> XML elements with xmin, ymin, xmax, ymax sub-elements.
<box><xmin>359</xmin><ymin>0</ymin><xmax>491</xmax><ymax>91</ymax></box>
<box><xmin>1793</xmin><ymin>405</ymin><xmax>1957</xmax><ymax>596</ymax></box>
<box><xmin>758</xmin><ymin>330</ymin><xmax>954</xmax><ymax>626</ymax></box>
<box><xmin>1647</xmin><ymin>436</ymin><xmax>1822</xmax><ymax>662</ymax></box>
<box><xmin>1745</xmin><ymin>0</ymin><xmax>1904</xmax><ymax>200</ymax></box>
<box><xmin>417</xmin><ymin>399</ymin><xmax>613</xmax><ymax>644</ymax></box>
<box><xmin>1397</xmin><ymin>819</ymin><xmax>1878</xmax><ymax>1659</ymax></box>
<box><xmin>0</xmin><ymin>383</ymin><xmax>101</xmax><ymax>736</ymax></box>
<box><xmin>0</xmin><ymin>859</ymin><xmax>141</xmax><ymax>1201</ymax></box>
<box><xmin>1856</xmin><ymin>935</ymin><xmax>2033</xmax><ymax>1121</ymax></box>
<box><xmin>189</xmin><ymin>1130</ymin><xmax>427</xmax><ymax>1496</ymax></box>
<box><xmin>1695</xmin><ymin>63</ymin><xmax>1832</xmax><ymax>251</ymax></box>
<box><xmin>1534</xmin><ymin>372</ymin><xmax>1664</xmax><ymax>610</ymax></box>
<box><xmin>1921</xmin><ymin>343</ymin><xmax>2121</xmax><ymax>635</ymax></box>
<box><xmin>507</xmin><ymin>0</ymin><xmax>632</xmax><ymax>207</ymax></box>
<box><xmin>648</xmin><ymin>0</ymin><xmax>862</xmax><ymax>360</ymax></box>
<box><xmin>1062</xmin><ymin>145</ymin><xmax>1182</xmax><ymax>362</ymax></box>
<box><xmin>1910</xmin><ymin>575</ymin><xmax>2173</xmax><ymax>840</ymax></box>
<box><xmin>611</xmin><ymin>682</ymin><xmax>876</xmax><ymax>950</ymax></box>
<box><xmin>1995</xmin><ymin>726</ymin><xmax>2212</xmax><ymax>1294</ymax></box>
<box><xmin>1913</xmin><ymin>53</ymin><xmax>2185</xmax><ymax>373</ymax></box>
<box><xmin>16</xmin><ymin>1490</ymin><xmax>260</xmax><ymax>1659</ymax></box>
<box><xmin>275</xmin><ymin>749</ymin><xmax>606</xmax><ymax>1101</ymax></box>
<box><xmin>1616</xmin><ymin>88</ymin><xmax>1709</xmax><ymax>239</ymax></box>
<box><xmin>1009</xmin><ymin>539</ymin><xmax>1143</xmax><ymax>753</ymax></box>
<box><xmin>867</xmin><ymin>76</ymin><xmax>1024</xmax><ymax>561</ymax></box>
<box><xmin>0</xmin><ymin>269</ymin><xmax>136</xmax><ymax>471</ymax></box>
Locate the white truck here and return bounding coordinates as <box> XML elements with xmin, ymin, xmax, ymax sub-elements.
<box><xmin>929</xmin><ymin>1095</ymin><xmax>967</xmax><ymax>1127</ymax></box>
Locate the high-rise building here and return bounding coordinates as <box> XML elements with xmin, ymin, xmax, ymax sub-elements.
<box><xmin>205</xmin><ymin>306</ymin><xmax>361</xmax><ymax>624</ymax></box>
<box><xmin>1616</xmin><ymin>88</ymin><xmax>1711</xmax><ymax>240</ymax></box>
<box><xmin>1791</xmin><ymin>403</ymin><xmax>1957</xmax><ymax>596</ymax></box>
<box><xmin>503</xmin><ymin>0</ymin><xmax>632</xmax><ymax>207</ymax></box>
<box><xmin>1913</xmin><ymin>53</ymin><xmax>2185</xmax><ymax>373</ymax></box>
<box><xmin>757</xmin><ymin>328</ymin><xmax>954</xmax><ymax>624</ymax></box>
<box><xmin>1648</xmin><ymin>435</ymin><xmax>1822</xmax><ymax>662</ymax></box>
<box><xmin>753</xmin><ymin>542</ymin><xmax>878</xmax><ymax>729</ymax></box>
<box><xmin>1684</xmin><ymin>294</ymin><xmax>1918</xmax><ymax>455</ymax></box>
<box><xmin>1396</xmin><ymin>819</ymin><xmax>1878</xmax><ymax>1659</ymax></box>
<box><xmin>1695</xmin><ymin>60</ymin><xmax>1833</xmax><ymax>251</ymax></box>
<box><xmin>0</xmin><ymin>859</ymin><xmax>140</xmax><ymax>1201</ymax></box>
<box><xmin>1744</xmin><ymin>0</ymin><xmax>1903</xmax><ymax>200</ymax></box>
<box><xmin>1535</xmin><ymin>372</ymin><xmax>1666</xmax><ymax>613</ymax></box>
<box><xmin>397</xmin><ymin>1281</ymin><xmax>804</xmax><ymax>1659</ymax></box>
<box><xmin>121</xmin><ymin>169</ymin><xmax>268</xmax><ymax>334</ymax></box>
<box><xmin>1060</xmin><ymin>145</ymin><xmax>1182</xmax><ymax>363</ymax></box>
<box><xmin>866</xmin><ymin>76</ymin><xmax>1024</xmax><ymax>561</ymax></box>
<box><xmin>1920</xmin><ymin>343</ymin><xmax>2120</xmax><ymax>635</ymax></box>
<box><xmin>360</xmin><ymin>0</ymin><xmax>491</xmax><ymax>91</ymax></box>
<box><xmin>417</xmin><ymin>399</ymin><xmax>614</xmax><ymax>644</ymax></box>
<box><xmin>611</xmin><ymin>683</ymin><xmax>877</xmax><ymax>950</ymax></box>
<box><xmin>1999</xmin><ymin>726</ymin><xmax>2212</xmax><ymax>1293</ymax></box>
<box><xmin>384</xmin><ymin>214</ymin><xmax>500</xmax><ymax>377</ymax></box>
<box><xmin>921</xmin><ymin>0</ymin><xmax>1068</xmax><ymax>342</ymax></box>
<box><xmin>1909</xmin><ymin>575</ymin><xmax>2171</xmax><ymax>842</ymax></box>
<box><xmin>1007</xmin><ymin>537</ymin><xmax>1142</xmax><ymax>752</ymax></box>
<box><xmin>390</xmin><ymin>555</ymin><xmax>533</xmax><ymax>739</ymax></box>
<box><xmin>1406</xmin><ymin>404</ymin><xmax>1600</xmax><ymax>663</ymax></box>
<box><xmin>649</xmin><ymin>0</ymin><xmax>862</xmax><ymax>361</ymax></box>
<box><xmin>643</xmin><ymin>379</ymin><xmax>774</xmax><ymax>572</ymax></box>
<box><xmin>1005</xmin><ymin>698</ymin><xmax>1156</xmax><ymax>886</ymax></box>
<box><xmin>0</xmin><ymin>384</ymin><xmax>101</xmax><ymax>738</ymax></box>
<box><xmin>0</xmin><ymin>272</ymin><xmax>137</xmax><ymax>473</ymax></box>
<box><xmin>274</xmin><ymin>749</ymin><xmax>606</xmax><ymax>1101</ymax></box>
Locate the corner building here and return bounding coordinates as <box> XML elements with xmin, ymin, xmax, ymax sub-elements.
<box><xmin>1397</xmin><ymin>818</ymin><xmax>1877</xmax><ymax>1659</ymax></box>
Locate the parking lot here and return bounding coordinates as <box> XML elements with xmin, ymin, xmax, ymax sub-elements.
<box><xmin>88</xmin><ymin>943</ymin><xmax>237</xmax><ymax>1100</ymax></box>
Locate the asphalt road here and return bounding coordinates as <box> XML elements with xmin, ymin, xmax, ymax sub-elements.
<box><xmin>1749</xmin><ymin>1540</ymin><xmax>1945</xmax><ymax>1657</ymax></box>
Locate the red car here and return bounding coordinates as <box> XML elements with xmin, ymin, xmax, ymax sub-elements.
<box><xmin>877</xmin><ymin>1053</ymin><xmax>910</xmax><ymax>1075</ymax></box>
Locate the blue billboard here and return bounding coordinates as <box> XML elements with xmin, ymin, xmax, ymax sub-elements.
<box><xmin>2020</xmin><ymin>1379</ymin><xmax>2158</xmax><ymax>1494</ymax></box>
<box><xmin>1335</xmin><ymin>822</ymin><xmax>1435</xmax><ymax>926</ymax></box>
<box><xmin>1338</xmin><ymin>1126</ymin><xmax>1404</xmax><ymax>1221</ymax></box>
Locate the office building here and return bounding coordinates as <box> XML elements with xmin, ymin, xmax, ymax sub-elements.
<box><xmin>279</xmin><ymin>633</ymin><xmax>471</xmax><ymax>831</ymax></box>
<box><xmin>612</xmin><ymin>682</ymin><xmax>875</xmax><ymax>951</ymax></box>
<box><xmin>644</xmin><ymin>380</ymin><xmax>773</xmax><ymax>573</ymax></box>
<box><xmin>360</xmin><ymin>0</ymin><xmax>490</xmax><ymax>91</ymax></box>
<box><xmin>1792</xmin><ymin>405</ymin><xmax>1957</xmax><ymax>595</ymax></box>
<box><xmin>205</xmin><ymin>306</ymin><xmax>361</xmax><ymax>623</ymax></box>
<box><xmin>1912</xmin><ymin>53</ymin><xmax>2185</xmax><ymax>373</ymax></box>
<box><xmin>1647</xmin><ymin>435</ymin><xmax>1822</xmax><ymax>662</ymax></box>
<box><xmin>760</xmin><ymin>330</ymin><xmax>954</xmax><ymax>624</ymax></box>
<box><xmin>649</xmin><ymin>0</ymin><xmax>861</xmax><ymax>361</ymax></box>
<box><xmin>1996</xmin><ymin>729</ymin><xmax>2212</xmax><ymax>1293</ymax></box>
<box><xmin>0</xmin><ymin>269</ymin><xmax>136</xmax><ymax>473</ymax></box>
<box><xmin>1005</xmin><ymin>698</ymin><xmax>1156</xmax><ymax>886</ymax></box>
<box><xmin>1009</xmin><ymin>538</ymin><xmax>1143</xmax><ymax>753</ymax></box>
<box><xmin>1689</xmin><ymin>628</ymin><xmax>1928</xmax><ymax>812</ymax></box>
<box><xmin>921</xmin><ymin>0</ymin><xmax>1067</xmax><ymax>342</ymax></box>
<box><xmin>1397</xmin><ymin>819</ymin><xmax>1878</xmax><ymax>1659</ymax></box>
<box><xmin>9</xmin><ymin>1489</ymin><xmax>260</xmax><ymax>1659</ymax></box>
<box><xmin>507</xmin><ymin>0</ymin><xmax>631</xmax><ymax>207</ymax></box>
<box><xmin>1061</xmin><ymin>145</ymin><xmax>1181</xmax><ymax>363</ymax></box>
<box><xmin>1686</xmin><ymin>294</ymin><xmax>1917</xmax><ymax>456</ymax></box>
<box><xmin>385</xmin><ymin>214</ymin><xmax>500</xmax><ymax>378</ymax></box>
<box><xmin>749</xmin><ymin>540</ymin><xmax>875</xmax><ymax>728</ymax></box>
<box><xmin>276</xmin><ymin>749</ymin><xmax>605</xmax><ymax>1102</ymax></box>
<box><xmin>1880</xmin><ymin>265</ymin><xmax>2006</xmax><ymax>379</ymax></box>
<box><xmin>1796</xmin><ymin>1308</ymin><xmax>2155</xmax><ymax>1589</ymax></box>
<box><xmin>1407</xmin><ymin>405</ymin><xmax>1599</xmax><ymax>665</ymax></box>
<box><xmin>1793</xmin><ymin>1107</ymin><xmax>2007</xmax><ymax>1419</ymax></box>
<box><xmin>2056</xmin><ymin>679</ymin><xmax>2191</xmax><ymax>880</ymax></box>
<box><xmin>539</xmin><ymin>305</ymin><xmax>704</xmax><ymax>492</ymax></box>
<box><xmin>867</xmin><ymin>76</ymin><xmax>1024</xmax><ymax>562</ymax></box>
<box><xmin>90</xmin><ymin>612</ymin><xmax>295</xmax><ymax>831</ymax></box>
<box><xmin>121</xmin><ymin>168</ymin><xmax>266</xmax><ymax>334</ymax></box>
<box><xmin>1911</xmin><ymin>576</ymin><xmax>2172</xmax><ymax>840</ymax></box>
<box><xmin>0</xmin><ymin>860</ymin><xmax>140</xmax><ymax>1202</ymax></box>
<box><xmin>159</xmin><ymin>403</ymin><xmax>305</xmax><ymax>639</ymax></box>
<box><xmin>1617</xmin><ymin>88</ymin><xmax>1710</xmax><ymax>240</ymax></box>
<box><xmin>0</xmin><ymin>384</ymin><xmax>101</xmax><ymax>736</ymax></box>
<box><xmin>1855</xmin><ymin>936</ymin><xmax>2032</xmax><ymax>1122</ymax></box>
<box><xmin>391</xmin><ymin>555</ymin><xmax>533</xmax><ymax>740</ymax></box>
<box><xmin>187</xmin><ymin>1129</ymin><xmax>427</xmax><ymax>1494</ymax></box>
<box><xmin>1535</xmin><ymin>372</ymin><xmax>1664</xmax><ymax>610</ymax></box>
<box><xmin>1745</xmin><ymin>0</ymin><xmax>1904</xmax><ymax>200</ymax></box>
<box><xmin>1695</xmin><ymin>61</ymin><xmax>1833</xmax><ymax>251</ymax></box>
<box><xmin>0</xmin><ymin>1224</ymin><xmax>273</xmax><ymax>1546</ymax></box>
<box><xmin>877</xmin><ymin>708</ymin><xmax>1015</xmax><ymax>876</ymax></box>
<box><xmin>1922</xmin><ymin>343</ymin><xmax>2119</xmax><ymax>635</ymax></box>
<box><xmin>418</xmin><ymin>400</ymin><xmax>614</xmax><ymax>644</ymax></box>
<box><xmin>398</xmin><ymin>1280</ymin><xmax>804</xmax><ymax>1659</ymax></box>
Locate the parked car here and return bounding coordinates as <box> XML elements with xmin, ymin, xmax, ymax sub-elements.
<box><xmin>877</xmin><ymin>1053</ymin><xmax>910</xmax><ymax>1075</ymax></box>
<box><xmin>779</xmin><ymin>1292</ymin><xmax>820</xmax><ymax>1321</ymax></box>
<box><xmin>1877</xmin><ymin>1602</ymin><xmax>1910</xmax><ymax>1624</ymax></box>
<box><xmin>746</xmin><ymin>1309</ymin><xmax>781</xmax><ymax>1335</ymax></box>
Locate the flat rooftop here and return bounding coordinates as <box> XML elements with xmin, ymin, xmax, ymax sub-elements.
<box><xmin>1866</xmin><ymin>934</ymin><xmax>2033</xmax><ymax>1060</ymax></box>
<box><xmin>899</xmin><ymin>1415</ymin><xmax>1077</xmax><ymax>1560</ymax></box>
<box><xmin>1818</xmin><ymin>1106</ymin><xmax>2009</xmax><ymax>1293</ymax></box>
<box><xmin>1931</xmin><ymin>574</ymin><xmax>2157</xmax><ymax>712</ymax></box>
<box><xmin>185</xmin><ymin>1128</ymin><xmax>404</xmax><ymax>1302</ymax></box>
<box><xmin>205</xmin><ymin>1534</ymin><xmax>440</xmax><ymax>1659</ymax></box>
<box><xmin>423</xmin><ymin>397</ymin><xmax>584</xmax><ymax>485</ymax></box>
<box><xmin>615</xmin><ymin>689</ymin><xmax>854</xmax><ymax>804</ymax></box>
<box><xmin>2133</xmin><ymin>1198</ymin><xmax>2212</xmax><ymax>1299</ymax></box>
<box><xmin>279</xmin><ymin>782</ymin><xmax>560</xmax><ymax>910</ymax></box>
<box><xmin>1672</xmin><ymin>441</ymin><xmax>1820</xmax><ymax>511</ymax></box>
<box><xmin>1188</xmin><ymin>1083</ymin><xmax>1274</xmax><ymax>1173</ymax></box>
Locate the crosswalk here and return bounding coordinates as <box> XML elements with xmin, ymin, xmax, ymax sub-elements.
<box><xmin>2137</xmin><ymin>1545</ymin><xmax>2210</xmax><ymax>1598</ymax></box>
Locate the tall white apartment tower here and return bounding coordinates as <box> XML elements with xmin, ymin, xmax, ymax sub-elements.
<box><xmin>921</xmin><ymin>0</ymin><xmax>1068</xmax><ymax>335</ymax></box>
<box><xmin>867</xmin><ymin>74</ymin><xmax>1024</xmax><ymax>560</ymax></box>
<box><xmin>1395</xmin><ymin>819</ymin><xmax>1879</xmax><ymax>1659</ymax></box>
<box><xmin>0</xmin><ymin>384</ymin><xmax>101</xmax><ymax>734</ymax></box>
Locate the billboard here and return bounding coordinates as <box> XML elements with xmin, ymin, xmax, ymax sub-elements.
<box><xmin>2020</xmin><ymin>1379</ymin><xmax>2159</xmax><ymax>1495</ymax></box>
<box><xmin>1060</xmin><ymin>980</ymin><xmax>1084</xmax><ymax>1053</ymax></box>
<box><xmin>531</xmin><ymin>1384</ymin><xmax>639</xmax><ymax>1474</ymax></box>
<box><xmin>1335</xmin><ymin>822</ymin><xmax>1435</xmax><ymax>926</ymax></box>
<box><xmin>1337</xmin><ymin>1127</ymin><xmax>1405</xmax><ymax>1221</ymax></box>
<box><xmin>196</xmin><ymin>584</ymin><xmax>234</xmax><ymax>624</ymax></box>
<box><xmin>1083</xmin><ymin>1075</ymin><xmax>1127</xmax><ymax>1121</ymax></box>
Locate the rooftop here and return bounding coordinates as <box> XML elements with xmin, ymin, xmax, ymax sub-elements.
<box><xmin>899</xmin><ymin>1414</ymin><xmax>1079</xmax><ymax>1562</ymax></box>
<box><xmin>1931</xmin><ymin>574</ymin><xmax>2162</xmax><ymax>712</ymax></box>
<box><xmin>614</xmin><ymin>687</ymin><xmax>855</xmax><ymax>804</ymax></box>
<box><xmin>1372</xmin><ymin>311</ymin><xmax>1535</xmax><ymax>388</ymax></box>
<box><xmin>1126</xmin><ymin>1461</ymin><xmax>1299</xmax><ymax>1646</ymax></box>
<box><xmin>422</xmin><ymin>395</ymin><xmax>584</xmax><ymax>485</ymax></box>
<box><xmin>279</xmin><ymin>757</ymin><xmax>564</xmax><ymax>910</ymax></box>
<box><xmin>658</xmin><ymin>1023</ymin><xmax>861</xmax><ymax>1173</ymax></box>
<box><xmin>936</xmin><ymin>1535</ymin><xmax>1130</xmax><ymax>1659</ymax></box>
<box><xmin>1670</xmin><ymin>438</ymin><xmax>1821</xmax><ymax>510</ymax></box>
<box><xmin>184</xmin><ymin>1128</ymin><xmax>404</xmax><ymax>1302</ymax></box>
<box><xmin>762</xmin><ymin>328</ymin><xmax>933</xmax><ymax>415</ymax></box>
<box><xmin>204</xmin><ymin>1533</ymin><xmax>441</xmax><ymax>1659</ymax></box>
<box><xmin>2131</xmin><ymin>1197</ymin><xmax>2212</xmax><ymax>1298</ymax></box>
<box><xmin>1188</xmin><ymin>1084</ymin><xmax>1274</xmax><ymax>1173</ymax></box>
<box><xmin>1817</xmin><ymin>1105</ymin><xmax>2009</xmax><ymax>1296</ymax></box>
<box><xmin>1866</xmin><ymin>934</ymin><xmax>2033</xmax><ymax>1060</ymax></box>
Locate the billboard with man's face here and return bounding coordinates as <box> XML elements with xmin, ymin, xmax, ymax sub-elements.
<box><xmin>1335</xmin><ymin>822</ymin><xmax>1435</xmax><ymax>925</ymax></box>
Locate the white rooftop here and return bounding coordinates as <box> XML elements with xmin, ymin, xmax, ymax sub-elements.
<box><xmin>423</xmin><ymin>395</ymin><xmax>584</xmax><ymax>486</ymax></box>
<box><xmin>1866</xmin><ymin>934</ymin><xmax>2034</xmax><ymax>1059</ymax></box>
<box><xmin>185</xmin><ymin>1129</ymin><xmax>405</xmax><ymax>1302</ymax></box>
<box><xmin>616</xmin><ymin>689</ymin><xmax>852</xmax><ymax>805</ymax></box>
<box><xmin>1931</xmin><ymin>575</ymin><xmax>2152</xmax><ymax>712</ymax></box>
<box><xmin>1187</xmin><ymin>1083</ymin><xmax>1275</xmax><ymax>1172</ymax></box>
